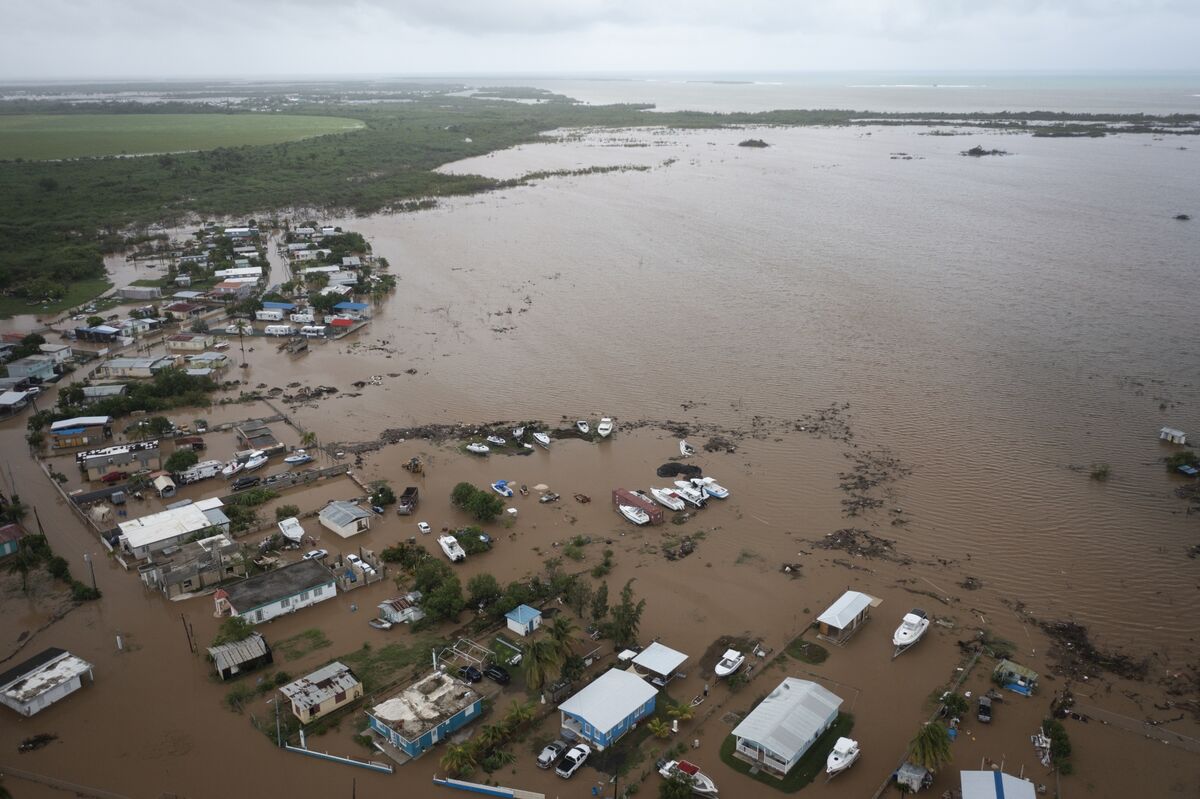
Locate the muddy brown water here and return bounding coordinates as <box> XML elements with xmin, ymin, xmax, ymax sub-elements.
<box><xmin>2</xmin><ymin>125</ymin><xmax>1198</xmax><ymax>798</ymax></box>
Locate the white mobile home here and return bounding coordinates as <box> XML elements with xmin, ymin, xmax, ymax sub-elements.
<box><xmin>264</xmin><ymin>325</ymin><xmax>295</xmax><ymax>337</ymax></box>
<box><xmin>731</xmin><ymin>678</ymin><xmax>842</xmax><ymax>776</ymax></box>
<box><xmin>255</xmin><ymin>309</ymin><xmax>285</xmax><ymax>322</ymax></box>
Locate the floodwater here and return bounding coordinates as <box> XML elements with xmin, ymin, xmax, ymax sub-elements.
<box><xmin>2</xmin><ymin>123</ymin><xmax>1199</xmax><ymax>799</ymax></box>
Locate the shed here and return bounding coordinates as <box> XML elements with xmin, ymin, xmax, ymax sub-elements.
<box><xmin>558</xmin><ymin>668</ymin><xmax>658</xmax><ymax>750</ymax></box>
<box><xmin>505</xmin><ymin>604</ymin><xmax>542</xmax><ymax>636</ymax></box>
<box><xmin>961</xmin><ymin>770</ymin><xmax>1038</xmax><ymax>799</ymax></box>
<box><xmin>0</xmin><ymin>522</ymin><xmax>29</xmax><ymax>557</ymax></box>
<box><xmin>1160</xmin><ymin>427</ymin><xmax>1187</xmax><ymax>445</ymax></box>
<box><xmin>631</xmin><ymin>641</ymin><xmax>688</xmax><ymax>685</ymax></box>
<box><xmin>379</xmin><ymin>592</ymin><xmax>425</xmax><ymax>625</ymax></box>
<box><xmin>0</xmin><ymin>647</ymin><xmax>94</xmax><ymax>717</ymax></box>
<box><xmin>152</xmin><ymin>474</ymin><xmax>177</xmax><ymax>498</ymax></box>
<box><xmin>318</xmin><ymin>501</ymin><xmax>372</xmax><ymax>538</ymax></box>
<box><xmin>207</xmin><ymin>632</ymin><xmax>273</xmax><ymax>680</ymax></box>
<box><xmin>895</xmin><ymin>762</ymin><xmax>933</xmax><ymax>792</ymax></box>
<box><xmin>816</xmin><ymin>590</ymin><xmax>876</xmax><ymax>644</ymax></box>
<box><xmin>994</xmin><ymin>659</ymin><xmax>1039</xmax><ymax>695</ymax></box>
<box><xmin>730</xmin><ymin>677</ymin><xmax>842</xmax><ymax>776</ymax></box>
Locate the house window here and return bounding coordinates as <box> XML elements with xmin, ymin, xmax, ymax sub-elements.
<box><xmin>254</xmin><ymin>610</ymin><xmax>263</xmax><ymax>622</ymax></box>
<box><xmin>313</xmin><ymin>585</ymin><xmax>323</xmax><ymax>596</ymax></box>
<box><xmin>299</xmin><ymin>591</ymin><xmax>309</xmax><ymax>601</ymax></box>
<box><xmin>334</xmin><ymin>691</ymin><xmax>346</xmax><ymax>703</ymax></box>
<box><xmin>281</xmin><ymin>595</ymin><xmax>291</xmax><ymax>607</ymax></box>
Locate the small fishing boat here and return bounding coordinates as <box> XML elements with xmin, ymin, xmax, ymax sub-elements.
<box><xmin>679</xmin><ymin>440</ymin><xmax>696</xmax><ymax>457</ymax></box>
<box><xmin>438</xmin><ymin>535</ymin><xmax>466</xmax><ymax>563</ymax></box>
<box><xmin>576</xmin><ymin>420</ymin><xmax>590</xmax><ymax>434</ymax></box>
<box><xmin>491</xmin><ymin>480</ymin><xmax>514</xmax><ymax>497</ymax></box>
<box><xmin>277</xmin><ymin>517</ymin><xmax>305</xmax><ymax>543</ymax></box>
<box><xmin>465</xmin><ymin>442</ymin><xmax>490</xmax><ymax>455</ymax></box>
<box><xmin>512</xmin><ymin>426</ymin><xmax>525</xmax><ymax>439</ymax></box>
<box><xmin>597</xmin><ymin>417</ymin><xmax>614</xmax><ymax>438</ymax></box>
<box><xmin>714</xmin><ymin>649</ymin><xmax>745</xmax><ymax>678</ymax></box>
<box><xmin>284</xmin><ymin>449</ymin><xmax>312</xmax><ymax>465</ymax></box>
<box><xmin>650</xmin><ymin>487</ymin><xmax>686</xmax><ymax>511</ymax></box>
<box><xmin>672</xmin><ymin>481</ymin><xmax>708</xmax><ymax>508</ymax></box>
<box><xmin>221</xmin><ymin>459</ymin><xmax>244</xmax><ymax>478</ymax></box>
<box><xmin>618</xmin><ymin>504</ymin><xmax>651</xmax><ymax>525</ymax></box>
<box><xmin>243</xmin><ymin>451</ymin><xmax>269</xmax><ymax>471</ymax></box>
<box><xmin>533</xmin><ymin>432</ymin><xmax>551</xmax><ymax>449</ymax></box>
<box><xmin>658</xmin><ymin>760</ymin><xmax>718</xmax><ymax>797</ymax></box>
<box><xmin>892</xmin><ymin>609</ymin><xmax>930</xmax><ymax>652</ymax></box>
<box><xmin>825</xmin><ymin>737</ymin><xmax>860</xmax><ymax>776</ymax></box>
<box><xmin>691</xmin><ymin>476</ymin><xmax>729</xmax><ymax>499</ymax></box>
<box><xmin>486</xmin><ymin>435</ymin><xmax>506</xmax><ymax>446</ymax></box>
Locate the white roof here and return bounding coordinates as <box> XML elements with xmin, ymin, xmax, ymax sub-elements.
<box><xmin>961</xmin><ymin>771</ymin><xmax>1037</xmax><ymax>799</ymax></box>
<box><xmin>731</xmin><ymin>678</ymin><xmax>843</xmax><ymax>760</ymax></box>
<box><xmin>817</xmin><ymin>591</ymin><xmax>874</xmax><ymax>629</ymax></box>
<box><xmin>118</xmin><ymin>500</ymin><xmax>223</xmax><ymax>550</ymax></box>
<box><xmin>1</xmin><ymin>651</ymin><xmax>92</xmax><ymax>703</ymax></box>
<box><xmin>632</xmin><ymin>642</ymin><xmax>688</xmax><ymax>677</ymax></box>
<box><xmin>558</xmin><ymin>668</ymin><xmax>657</xmax><ymax>734</ymax></box>
<box><xmin>50</xmin><ymin>416</ymin><xmax>110</xmax><ymax>431</ymax></box>
<box><xmin>0</xmin><ymin>390</ymin><xmax>29</xmax><ymax>406</ymax></box>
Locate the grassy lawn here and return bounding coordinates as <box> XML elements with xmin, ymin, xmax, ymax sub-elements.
<box><xmin>0</xmin><ymin>278</ymin><xmax>112</xmax><ymax>319</ymax></box>
<box><xmin>273</xmin><ymin>628</ymin><xmax>332</xmax><ymax>661</ymax></box>
<box><xmin>785</xmin><ymin>635</ymin><xmax>829</xmax><ymax>665</ymax></box>
<box><xmin>718</xmin><ymin>713</ymin><xmax>854</xmax><ymax>793</ymax></box>
<box><xmin>338</xmin><ymin>638</ymin><xmax>436</xmax><ymax>693</ymax></box>
<box><xmin>0</xmin><ymin>113</ymin><xmax>365</xmax><ymax>160</ymax></box>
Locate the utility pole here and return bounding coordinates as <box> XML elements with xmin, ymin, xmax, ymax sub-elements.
<box><xmin>181</xmin><ymin>613</ymin><xmax>195</xmax><ymax>654</ymax></box>
<box><xmin>83</xmin><ymin>552</ymin><xmax>96</xmax><ymax>592</ymax></box>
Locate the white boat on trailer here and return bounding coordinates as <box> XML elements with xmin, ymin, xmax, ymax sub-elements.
<box><xmin>650</xmin><ymin>487</ymin><xmax>686</xmax><ymax>511</ymax></box>
<box><xmin>672</xmin><ymin>480</ymin><xmax>708</xmax><ymax>508</ymax></box>
<box><xmin>597</xmin><ymin>417</ymin><xmax>614</xmax><ymax>438</ymax></box>
<box><xmin>892</xmin><ymin>609</ymin><xmax>930</xmax><ymax>656</ymax></box>
<box><xmin>714</xmin><ymin>649</ymin><xmax>745</xmax><ymax>678</ymax></box>
<box><xmin>465</xmin><ymin>442</ymin><xmax>490</xmax><ymax>455</ymax></box>
<box><xmin>243</xmin><ymin>451</ymin><xmax>269</xmax><ymax>471</ymax></box>
<box><xmin>658</xmin><ymin>759</ymin><xmax>718</xmax><ymax>796</ymax></box>
<box><xmin>618</xmin><ymin>504</ymin><xmax>651</xmax><ymax>525</ymax></box>
<box><xmin>438</xmin><ymin>535</ymin><xmax>466</xmax><ymax>563</ymax></box>
<box><xmin>533</xmin><ymin>432</ymin><xmax>551</xmax><ymax>449</ymax></box>
<box><xmin>825</xmin><ymin>737</ymin><xmax>860</xmax><ymax>776</ymax></box>
<box><xmin>691</xmin><ymin>476</ymin><xmax>729</xmax><ymax>499</ymax></box>
<box><xmin>576</xmin><ymin>420</ymin><xmax>590</xmax><ymax>435</ymax></box>
<box><xmin>221</xmin><ymin>459</ymin><xmax>244</xmax><ymax>478</ymax></box>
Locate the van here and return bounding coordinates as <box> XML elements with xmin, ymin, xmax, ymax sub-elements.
<box><xmin>300</xmin><ymin>325</ymin><xmax>326</xmax><ymax>338</ymax></box>
<box><xmin>264</xmin><ymin>324</ymin><xmax>294</xmax><ymax>337</ymax></box>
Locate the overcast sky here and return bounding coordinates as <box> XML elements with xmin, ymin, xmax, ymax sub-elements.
<box><xmin>2</xmin><ymin>1</ymin><xmax>1198</xmax><ymax>80</ymax></box>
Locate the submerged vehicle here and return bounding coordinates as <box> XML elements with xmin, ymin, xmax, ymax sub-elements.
<box><xmin>491</xmin><ymin>479</ymin><xmax>514</xmax><ymax>497</ymax></box>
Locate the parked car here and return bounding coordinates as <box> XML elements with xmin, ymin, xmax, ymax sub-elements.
<box><xmin>231</xmin><ymin>476</ymin><xmax>261</xmax><ymax>491</ymax></box>
<box><xmin>100</xmin><ymin>471</ymin><xmax>127</xmax><ymax>484</ymax></box>
<box><xmin>303</xmin><ymin>549</ymin><xmax>328</xmax><ymax>561</ymax></box>
<box><xmin>457</xmin><ymin>665</ymin><xmax>483</xmax><ymax>683</ymax></box>
<box><xmin>555</xmin><ymin>743</ymin><xmax>591</xmax><ymax>778</ymax></box>
<box><xmin>417</xmin><ymin>522</ymin><xmax>432</xmax><ymax>534</ymax></box>
<box><xmin>483</xmin><ymin>664</ymin><xmax>510</xmax><ymax>685</ymax></box>
<box><xmin>977</xmin><ymin>696</ymin><xmax>993</xmax><ymax>724</ymax></box>
<box><xmin>537</xmin><ymin>740</ymin><xmax>568</xmax><ymax>769</ymax></box>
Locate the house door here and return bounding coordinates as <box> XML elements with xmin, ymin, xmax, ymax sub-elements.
<box><xmin>431</xmin><ymin>726</ymin><xmax>440</xmax><ymax>744</ymax></box>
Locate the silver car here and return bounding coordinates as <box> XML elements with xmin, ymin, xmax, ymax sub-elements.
<box><xmin>537</xmin><ymin>740</ymin><xmax>568</xmax><ymax>769</ymax></box>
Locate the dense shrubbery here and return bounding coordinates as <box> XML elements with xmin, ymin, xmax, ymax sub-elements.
<box><xmin>33</xmin><ymin>368</ymin><xmax>218</xmax><ymax>431</ymax></box>
<box><xmin>450</xmin><ymin>482</ymin><xmax>504</xmax><ymax>522</ymax></box>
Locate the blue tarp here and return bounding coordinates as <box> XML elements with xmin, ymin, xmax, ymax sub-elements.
<box><xmin>334</xmin><ymin>302</ymin><xmax>369</xmax><ymax>311</ymax></box>
<box><xmin>52</xmin><ymin>427</ymin><xmax>85</xmax><ymax>435</ymax></box>
<box><xmin>261</xmin><ymin>301</ymin><xmax>296</xmax><ymax>310</ymax></box>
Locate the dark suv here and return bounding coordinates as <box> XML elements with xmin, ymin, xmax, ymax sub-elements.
<box><xmin>231</xmin><ymin>476</ymin><xmax>261</xmax><ymax>492</ymax></box>
<box><xmin>483</xmin><ymin>664</ymin><xmax>510</xmax><ymax>685</ymax></box>
<box><xmin>458</xmin><ymin>665</ymin><xmax>483</xmax><ymax>683</ymax></box>
<box><xmin>977</xmin><ymin>696</ymin><xmax>993</xmax><ymax>723</ymax></box>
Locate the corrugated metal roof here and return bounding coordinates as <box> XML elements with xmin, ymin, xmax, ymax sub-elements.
<box><xmin>279</xmin><ymin>661</ymin><xmax>360</xmax><ymax>709</ymax></box>
<box><xmin>50</xmin><ymin>416</ymin><xmax>110</xmax><ymax>431</ymax></box>
<box><xmin>730</xmin><ymin>678</ymin><xmax>842</xmax><ymax>760</ymax></box>
<box><xmin>320</xmin><ymin>501</ymin><xmax>371</xmax><ymax>528</ymax></box>
<box><xmin>558</xmin><ymin>669</ymin><xmax>657</xmax><ymax>734</ymax></box>
<box><xmin>632</xmin><ymin>642</ymin><xmax>688</xmax><ymax>677</ymax></box>
<box><xmin>207</xmin><ymin>633</ymin><xmax>270</xmax><ymax>674</ymax></box>
<box><xmin>817</xmin><ymin>591</ymin><xmax>873</xmax><ymax>629</ymax></box>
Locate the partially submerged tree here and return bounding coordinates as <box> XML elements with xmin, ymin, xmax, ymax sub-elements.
<box><xmin>212</xmin><ymin>615</ymin><xmax>254</xmax><ymax>647</ymax></box>
<box><xmin>908</xmin><ymin>722</ymin><xmax>953</xmax><ymax>773</ymax></box>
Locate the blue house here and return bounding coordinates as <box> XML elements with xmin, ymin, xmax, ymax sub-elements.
<box><xmin>0</xmin><ymin>523</ymin><xmax>28</xmax><ymax>557</ymax></box>
<box><xmin>367</xmin><ymin>671</ymin><xmax>482</xmax><ymax>759</ymax></box>
<box><xmin>558</xmin><ymin>668</ymin><xmax>657</xmax><ymax>750</ymax></box>
<box><xmin>505</xmin><ymin>604</ymin><xmax>542</xmax><ymax>637</ymax></box>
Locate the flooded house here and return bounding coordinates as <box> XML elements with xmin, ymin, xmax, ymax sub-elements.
<box><xmin>631</xmin><ymin>641</ymin><xmax>689</xmax><ymax>687</ymax></box>
<box><xmin>117</xmin><ymin>498</ymin><xmax>229</xmax><ymax>559</ymax></box>
<box><xmin>816</xmin><ymin>590</ymin><xmax>876</xmax><ymax>644</ymax></box>
<box><xmin>139</xmin><ymin>531</ymin><xmax>245</xmax><ymax>598</ymax></box>
<box><xmin>96</xmin><ymin>356</ymin><xmax>173</xmax><ymax>380</ymax></box>
<box><xmin>207</xmin><ymin>632</ymin><xmax>273</xmax><ymax>681</ymax></box>
<box><xmin>76</xmin><ymin>440</ymin><xmax>161</xmax><ymax>481</ymax></box>
<box><xmin>730</xmin><ymin>677</ymin><xmax>842</xmax><ymax>777</ymax></box>
<box><xmin>80</xmin><ymin>384</ymin><xmax>128</xmax><ymax>405</ymax></box>
<box><xmin>993</xmin><ymin>659</ymin><xmax>1039</xmax><ymax>695</ymax></box>
<box><xmin>366</xmin><ymin>671</ymin><xmax>483</xmax><ymax>760</ymax></box>
<box><xmin>961</xmin><ymin>770</ymin><xmax>1037</xmax><ymax>799</ymax></box>
<box><xmin>48</xmin><ymin>416</ymin><xmax>113</xmax><ymax>449</ymax></box>
<box><xmin>0</xmin><ymin>390</ymin><xmax>32</xmax><ymax>417</ymax></box>
<box><xmin>378</xmin><ymin>592</ymin><xmax>425</xmax><ymax>625</ymax></box>
<box><xmin>165</xmin><ymin>333</ymin><xmax>215</xmax><ymax>353</ymax></box>
<box><xmin>214</xmin><ymin>559</ymin><xmax>337</xmax><ymax>624</ymax></box>
<box><xmin>558</xmin><ymin>668</ymin><xmax>658</xmax><ymax>750</ymax></box>
<box><xmin>504</xmin><ymin>604</ymin><xmax>542</xmax><ymax>636</ymax></box>
<box><xmin>0</xmin><ymin>522</ymin><xmax>29</xmax><ymax>557</ymax></box>
<box><xmin>6</xmin><ymin>355</ymin><xmax>59</xmax><ymax>383</ymax></box>
<box><xmin>1159</xmin><ymin>426</ymin><xmax>1187</xmax><ymax>445</ymax></box>
<box><xmin>0</xmin><ymin>647</ymin><xmax>95</xmax><ymax>717</ymax></box>
<box><xmin>279</xmin><ymin>662</ymin><xmax>362</xmax><ymax>724</ymax></box>
<box><xmin>319</xmin><ymin>501</ymin><xmax>372</xmax><ymax>538</ymax></box>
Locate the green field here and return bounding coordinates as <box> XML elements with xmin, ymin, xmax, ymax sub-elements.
<box><xmin>0</xmin><ymin>278</ymin><xmax>112</xmax><ymax>318</ymax></box>
<box><xmin>0</xmin><ymin>113</ymin><xmax>365</xmax><ymax>160</ymax></box>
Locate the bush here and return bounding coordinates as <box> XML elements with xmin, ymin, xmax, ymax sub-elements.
<box><xmin>165</xmin><ymin>449</ymin><xmax>199</xmax><ymax>473</ymax></box>
<box><xmin>46</xmin><ymin>556</ymin><xmax>70</xmax><ymax>580</ymax></box>
<box><xmin>1166</xmin><ymin>451</ymin><xmax>1199</xmax><ymax>470</ymax></box>
<box><xmin>274</xmin><ymin>504</ymin><xmax>300</xmax><ymax>522</ymax></box>
<box><xmin>451</xmin><ymin>482</ymin><xmax>505</xmax><ymax>522</ymax></box>
<box><xmin>370</xmin><ymin>481</ymin><xmax>396</xmax><ymax>506</ymax></box>
<box><xmin>70</xmin><ymin>581</ymin><xmax>101</xmax><ymax>601</ymax></box>
<box><xmin>1089</xmin><ymin>463</ymin><xmax>1111</xmax><ymax>481</ymax></box>
<box><xmin>212</xmin><ymin>616</ymin><xmax>254</xmax><ymax>646</ymax></box>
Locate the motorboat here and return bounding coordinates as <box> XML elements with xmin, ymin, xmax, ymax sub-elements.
<box><xmin>892</xmin><ymin>609</ymin><xmax>930</xmax><ymax>650</ymax></box>
<box><xmin>532</xmin><ymin>432</ymin><xmax>551</xmax><ymax>449</ymax></box>
<box><xmin>284</xmin><ymin>449</ymin><xmax>313</xmax><ymax>465</ymax></box>
<box><xmin>368</xmin><ymin>618</ymin><xmax>393</xmax><ymax>631</ymax></box>
<box><xmin>512</xmin><ymin>426</ymin><xmax>525</xmax><ymax>439</ymax></box>
<box><xmin>538</xmin><ymin>492</ymin><xmax>560</xmax><ymax>504</ymax></box>
<box><xmin>691</xmin><ymin>476</ymin><xmax>729</xmax><ymax>499</ymax></box>
<box><xmin>220</xmin><ymin>460</ymin><xmax>244</xmax><ymax>478</ymax></box>
<box><xmin>679</xmin><ymin>440</ymin><xmax>696</xmax><ymax>457</ymax></box>
<box><xmin>631</xmin><ymin>490</ymin><xmax>657</xmax><ymax>507</ymax></box>
<box><xmin>650</xmin><ymin>487</ymin><xmax>686</xmax><ymax>511</ymax></box>
<box><xmin>714</xmin><ymin>649</ymin><xmax>745</xmax><ymax>678</ymax></box>
<box><xmin>825</xmin><ymin>737</ymin><xmax>860</xmax><ymax>776</ymax></box>
<box><xmin>491</xmin><ymin>480</ymin><xmax>514</xmax><ymax>497</ymax></box>
<box><xmin>597</xmin><ymin>417</ymin><xmax>614</xmax><ymax>438</ymax></box>
<box><xmin>618</xmin><ymin>504</ymin><xmax>650</xmax><ymax>525</ymax></box>
<box><xmin>671</xmin><ymin>481</ymin><xmax>708</xmax><ymax>508</ymax></box>
<box><xmin>465</xmin><ymin>442</ymin><xmax>490</xmax><ymax>455</ymax></box>
<box><xmin>277</xmin><ymin>517</ymin><xmax>305</xmax><ymax>543</ymax></box>
<box><xmin>486</xmin><ymin>435</ymin><xmax>506</xmax><ymax>446</ymax></box>
<box><xmin>438</xmin><ymin>535</ymin><xmax>466</xmax><ymax>563</ymax></box>
<box><xmin>576</xmin><ymin>420</ymin><xmax>590</xmax><ymax>435</ymax></box>
<box><xmin>658</xmin><ymin>760</ymin><xmax>718</xmax><ymax>797</ymax></box>
<box><xmin>243</xmin><ymin>451</ymin><xmax>269</xmax><ymax>471</ymax></box>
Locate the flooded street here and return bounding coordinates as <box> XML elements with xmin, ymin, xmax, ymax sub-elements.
<box><xmin>1</xmin><ymin>124</ymin><xmax>1198</xmax><ymax>798</ymax></box>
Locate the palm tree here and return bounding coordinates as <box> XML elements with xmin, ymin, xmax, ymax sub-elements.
<box><xmin>476</xmin><ymin>724</ymin><xmax>508</xmax><ymax>752</ymax></box>
<box><xmin>440</xmin><ymin>743</ymin><xmax>477</xmax><ymax>777</ymax></box>
<box><xmin>908</xmin><ymin>722</ymin><xmax>953</xmax><ymax>773</ymax></box>
<box><xmin>547</xmin><ymin>615</ymin><xmax>576</xmax><ymax>658</ymax></box>
<box><xmin>522</xmin><ymin>638</ymin><xmax>564</xmax><ymax>693</ymax></box>
<box><xmin>300</xmin><ymin>430</ymin><xmax>317</xmax><ymax>448</ymax></box>
<box><xmin>502</xmin><ymin>700</ymin><xmax>536</xmax><ymax>732</ymax></box>
<box><xmin>667</xmin><ymin>701</ymin><xmax>695</xmax><ymax>723</ymax></box>
<box><xmin>647</xmin><ymin>718</ymin><xmax>672</xmax><ymax>739</ymax></box>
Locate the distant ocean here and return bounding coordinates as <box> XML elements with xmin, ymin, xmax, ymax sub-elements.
<box><xmin>462</xmin><ymin>71</ymin><xmax>1200</xmax><ymax>114</ymax></box>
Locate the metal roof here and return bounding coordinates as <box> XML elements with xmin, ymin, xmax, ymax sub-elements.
<box><xmin>118</xmin><ymin>500</ymin><xmax>224</xmax><ymax>550</ymax></box>
<box><xmin>817</xmin><ymin>591</ymin><xmax>874</xmax><ymax>629</ymax></box>
<box><xmin>632</xmin><ymin>642</ymin><xmax>688</xmax><ymax>677</ymax></box>
<box><xmin>320</xmin><ymin>501</ymin><xmax>371</xmax><ymax>528</ymax></box>
<box><xmin>279</xmin><ymin>662</ymin><xmax>360</xmax><ymax>710</ymax></box>
<box><xmin>505</xmin><ymin>604</ymin><xmax>541</xmax><ymax>624</ymax></box>
<box><xmin>558</xmin><ymin>668</ymin><xmax>657</xmax><ymax>734</ymax></box>
<box><xmin>0</xmin><ymin>647</ymin><xmax>92</xmax><ymax>704</ymax></box>
<box><xmin>221</xmin><ymin>559</ymin><xmax>335</xmax><ymax>613</ymax></box>
<box><xmin>730</xmin><ymin>678</ymin><xmax>842</xmax><ymax>760</ymax></box>
<box><xmin>50</xmin><ymin>416</ymin><xmax>110</xmax><ymax>431</ymax></box>
<box><xmin>961</xmin><ymin>771</ymin><xmax>1037</xmax><ymax>799</ymax></box>
<box><xmin>207</xmin><ymin>633</ymin><xmax>270</xmax><ymax>674</ymax></box>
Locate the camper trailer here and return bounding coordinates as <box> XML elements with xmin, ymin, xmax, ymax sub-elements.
<box><xmin>255</xmin><ymin>309</ymin><xmax>285</xmax><ymax>322</ymax></box>
<box><xmin>290</xmin><ymin>312</ymin><xmax>315</xmax><ymax>324</ymax></box>
<box><xmin>264</xmin><ymin>325</ymin><xmax>295</xmax><ymax>337</ymax></box>
<box><xmin>178</xmin><ymin>459</ymin><xmax>223</xmax><ymax>484</ymax></box>
<box><xmin>299</xmin><ymin>325</ymin><xmax>327</xmax><ymax>338</ymax></box>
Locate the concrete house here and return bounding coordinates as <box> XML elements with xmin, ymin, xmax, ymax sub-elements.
<box><xmin>80</xmin><ymin>384</ymin><xmax>128</xmax><ymax>404</ymax></box>
<box><xmin>210</xmin><ymin>280</ymin><xmax>255</xmax><ymax>299</ymax></box>
<box><xmin>558</xmin><ymin>668</ymin><xmax>658</xmax><ymax>750</ymax></box>
<box><xmin>505</xmin><ymin>604</ymin><xmax>542</xmax><ymax>637</ymax></box>
<box><xmin>207</xmin><ymin>632</ymin><xmax>273</xmax><ymax>681</ymax></box>
<box><xmin>279</xmin><ymin>662</ymin><xmax>363</xmax><ymax>724</ymax></box>
<box><xmin>6</xmin><ymin>355</ymin><xmax>58</xmax><ymax>382</ymax></box>
<box><xmin>139</xmin><ymin>532</ymin><xmax>245</xmax><ymax>598</ymax></box>
<box><xmin>97</xmin><ymin>356</ymin><xmax>172</xmax><ymax>379</ymax></box>
<box><xmin>378</xmin><ymin>592</ymin><xmax>425</xmax><ymax>625</ymax></box>
<box><xmin>117</xmin><ymin>498</ymin><xmax>229</xmax><ymax>559</ymax></box>
<box><xmin>816</xmin><ymin>590</ymin><xmax>875</xmax><ymax>644</ymax></box>
<box><xmin>367</xmin><ymin>671</ymin><xmax>483</xmax><ymax>759</ymax></box>
<box><xmin>214</xmin><ymin>559</ymin><xmax>337</xmax><ymax>624</ymax></box>
<box><xmin>48</xmin><ymin>416</ymin><xmax>112</xmax><ymax>449</ymax></box>
<box><xmin>318</xmin><ymin>501</ymin><xmax>372</xmax><ymax>538</ymax></box>
<box><xmin>730</xmin><ymin>678</ymin><xmax>842</xmax><ymax>776</ymax></box>
<box><xmin>38</xmin><ymin>343</ymin><xmax>74</xmax><ymax>364</ymax></box>
<box><xmin>0</xmin><ymin>522</ymin><xmax>29</xmax><ymax>557</ymax></box>
<box><xmin>118</xmin><ymin>286</ymin><xmax>162</xmax><ymax>300</ymax></box>
<box><xmin>76</xmin><ymin>441</ymin><xmax>161</xmax><ymax>481</ymax></box>
<box><xmin>165</xmin><ymin>333</ymin><xmax>215</xmax><ymax>353</ymax></box>
<box><xmin>0</xmin><ymin>647</ymin><xmax>95</xmax><ymax>717</ymax></box>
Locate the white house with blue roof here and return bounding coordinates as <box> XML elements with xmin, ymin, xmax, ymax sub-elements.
<box><xmin>505</xmin><ymin>604</ymin><xmax>542</xmax><ymax>636</ymax></box>
<box><xmin>558</xmin><ymin>668</ymin><xmax>657</xmax><ymax>750</ymax></box>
